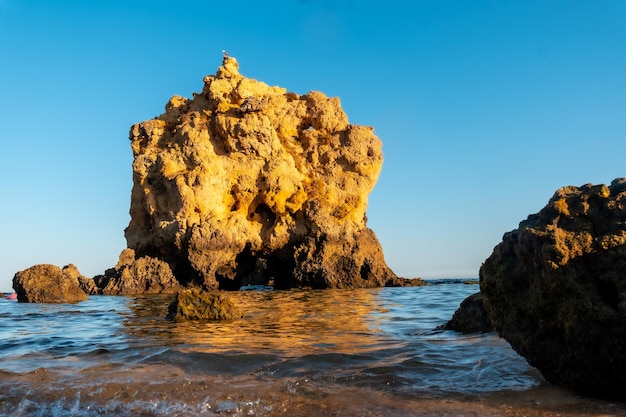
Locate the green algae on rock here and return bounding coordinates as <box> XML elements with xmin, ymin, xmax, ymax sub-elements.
<box><xmin>166</xmin><ymin>289</ymin><xmax>243</xmax><ymax>321</ymax></box>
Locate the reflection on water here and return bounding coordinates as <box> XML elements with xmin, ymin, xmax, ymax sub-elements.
<box><xmin>1</xmin><ymin>284</ymin><xmax>625</xmax><ymax>416</ymax></box>
<box><xmin>123</xmin><ymin>289</ymin><xmax>390</xmax><ymax>356</ymax></box>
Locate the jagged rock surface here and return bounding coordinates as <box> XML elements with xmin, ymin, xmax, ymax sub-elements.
<box><xmin>13</xmin><ymin>264</ymin><xmax>89</xmax><ymax>303</ymax></box>
<box><xmin>480</xmin><ymin>178</ymin><xmax>626</xmax><ymax>399</ymax></box>
<box><xmin>124</xmin><ymin>57</ymin><xmax>398</xmax><ymax>290</ymax></box>
<box><xmin>93</xmin><ymin>249</ymin><xmax>180</xmax><ymax>295</ymax></box>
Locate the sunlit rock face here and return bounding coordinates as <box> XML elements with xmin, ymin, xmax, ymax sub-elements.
<box><xmin>124</xmin><ymin>57</ymin><xmax>398</xmax><ymax>290</ymax></box>
<box><xmin>480</xmin><ymin>179</ymin><xmax>626</xmax><ymax>399</ymax></box>
<box><xmin>13</xmin><ymin>264</ymin><xmax>89</xmax><ymax>303</ymax></box>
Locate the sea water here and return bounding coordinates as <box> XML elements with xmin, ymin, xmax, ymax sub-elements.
<box><xmin>0</xmin><ymin>281</ymin><xmax>624</xmax><ymax>416</ymax></box>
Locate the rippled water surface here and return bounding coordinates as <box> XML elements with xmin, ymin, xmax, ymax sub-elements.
<box><xmin>1</xmin><ymin>282</ymin><xmax>624</xmax><ymax>416</ymax></box>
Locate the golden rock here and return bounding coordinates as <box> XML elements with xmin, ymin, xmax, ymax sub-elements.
<box><xmin>124</xmin><ymin>57</ymin><xmax>399</xmax><ymax>289</ymax></box>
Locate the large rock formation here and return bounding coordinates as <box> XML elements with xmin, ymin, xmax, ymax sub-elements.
<box><xmin>480</xmin><ymin>178</ymin><xmax>626</xmax><ymax>399</ymax></box>
<box><xmin>13</xmin><ymin>264</ymin><xmax>89</xmax><ymax>303</ymax></box>
<box><xmin>123</xmin><ymin>56</ymin><xmax>400</xmax><ymax>290</ymax></box>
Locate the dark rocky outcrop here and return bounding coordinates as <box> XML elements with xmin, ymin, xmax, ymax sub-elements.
<box><xmin>166</xmin><ymin>289</ymin><xmax>243</xmax><ymax>320</ymax></box>
<box><xmin>78</xmin><ymin>275</ymin><xmax>100</xmax><ymax>296</ymax></box>
<box><xmin>123</xmin><ymin>56</ymin><xmax>400</xmax><ymax>290</ymax></box>
<box><xmin>93</xmin><ymin>249</ymin><xmax>180</xmax><ymax>295</ymax></box>
<box><xmin>13</xmin><ymin>264</ymin><xmax>88</xmax><ymax>303</ymax></box>
<box><xmin>441</xmin><ymin>292</ymin><xmax>493</xmax><ymax>333</ymax></box>
<box><xmin>480</xmin><ymin>178</ymin><xmax>626</xmax><ymax>399</ymax></box>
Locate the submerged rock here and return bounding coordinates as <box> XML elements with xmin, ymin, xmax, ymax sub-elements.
<box><xmin>441</xmin><ymin>292</ymin><xmax>493</xmax><ymax>334</ymax></box>
<box><xmin>124</xmin><ymin>56</ymin><xmax>398</xmax><ymax>290</ymax></box>
<box><xmin>13</xmin><ymin>264</ymin><xmax>89</xmax><ymax>303</ymax></box>
<box><xmin>166</xmin><ymin>289</ymin><xmax>243</xmax><ymax>320</ymax></box>
<box><xmin>480</xmin><ymin>178</ymin><xmax>626</xmax><ymax>399</ymax></box>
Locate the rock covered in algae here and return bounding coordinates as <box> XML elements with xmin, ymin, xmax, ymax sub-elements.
<box><xmin>480</xmin><ymin>178</ymin><xmax>626</xmax><ymax>399</ymax></box>
<box><xmin>13</xmin><ymin>264</ymin><xmax>89</xmax><ymax>303</ymax></box>
<box><xmin>124</xmin><ymin>56</ymin><xmax>401</xmax><ymax>290</ymax></box>
<box><xmin>166</xmin><ymin>289</ymin><xmax>243</xmax><ymax>321</ymax></box>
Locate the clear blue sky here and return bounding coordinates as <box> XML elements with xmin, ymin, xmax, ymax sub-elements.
<box><xmin>1</xmin><ymin>1</ymin><xmax>625</xmax><ymax>291</ymax></box>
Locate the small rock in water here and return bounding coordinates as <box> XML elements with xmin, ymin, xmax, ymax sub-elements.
<box><xmin>12</xmin><ymin>264</ymin><xmax>89</xmax><ymax>303</ymax></box>
<box><xmin>166</xmin><ymin>289</ymin><xmax>243</xmax><ymax>320</ymax></box>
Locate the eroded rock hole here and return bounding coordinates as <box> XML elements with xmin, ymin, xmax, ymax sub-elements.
<box><xmin>173</xmin><ymin>259</ymin><xmax>202</xmax><ymax>287</ymax></box>
<box><xmin>249</xmin><ymin>203</ymin><xmax>276</xmax><ymax>225</ymax></box>
<box><xmin>597</xmin><ymin>280</ymin><xmax>620</xmax><ymax>310</ymax></box>
<box><xmin>229</xmin><ymin>186</ymin><xmax>239</xmax><ymax>211</ymax></box>
<box><xmin>215</xmin><ymin>247</ymin><xmax>258</xmax><ymax>290</ymax></box>
<box><xmin>360</xmin><ymin>261</ymin><xmax>372</xmax><ymax>280</ymax></box>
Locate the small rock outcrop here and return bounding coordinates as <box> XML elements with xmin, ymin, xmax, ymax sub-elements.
<box><xmin>93</xmin><ymin>249</ymin><xmax>180</xmax><ymax>295</ymax></box>
<box><xmin>480</xmin><ymin>179</ymin><xmax>626</xmax><ymax>399</ymax></box>
<box><xmin>441</xmin><ymin>292</ymin><xmax>493</xmax><ymax>333</ymax></box>
<box><xmin>166</xmin><ymin>289</ymin><xmax>243</xmax><ymax>320</ymax></box>
<box><xmin>13</xmin><ymin>264</ymin><xmax>89</xmax><ymax>303</ymax></box>
<box><xmin>124</xmin><ymin>56</ymin><xmax>398</xmax><ymax>290</ymax></box>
